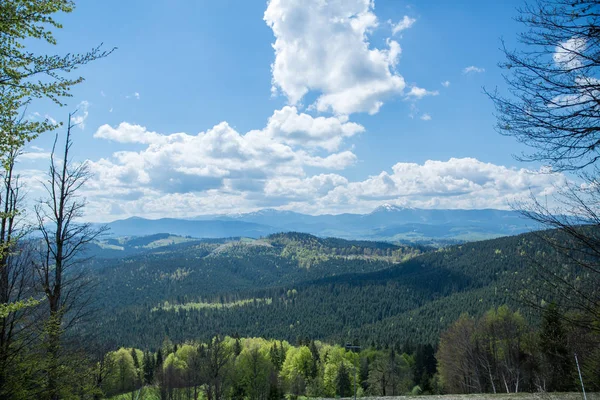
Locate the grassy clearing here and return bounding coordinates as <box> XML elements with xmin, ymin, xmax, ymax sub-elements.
<box><xmin>151</xmin><ymin>297</ymin><xmax>273</xmax><ymax>312</ymax></box>
<box><xmin>144</xmin><ymin>235</ymin><xmax>197</xmax><ymax>248</ymax></box>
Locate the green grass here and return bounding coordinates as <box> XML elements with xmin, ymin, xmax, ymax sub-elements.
<box><xmin>338</xmin><ymin>394</ymin><xmax>596</xmax><ymax>400</ymax></box>
<box><xmin>110</xmin><ymin>391</ymin><xmax>596</xmax><ymax>400</ymax></box>
<box><xmin>108</xmin><ymin>386</ymin><xmax>208</xmax><ymax>400</ymax></box>
<box><xmin>107</xmin><ymin>387</ymin><xmax>159</xmax><ymax>400</ymax></box>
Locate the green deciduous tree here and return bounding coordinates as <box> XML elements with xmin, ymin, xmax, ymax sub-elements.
<box><xmin>238</xmin><ymin>345</ymin><xmax>273</xmax><ymax>400</ymax></box>
<box><xmin>0</xmin><ymin>0</ymin><xmax>113</xmax><ymax>160</ymax></box>
<box><xmin>102</xmin><ymin>348</ymin><xmax>137</xmax><ymax>397</ymax></box>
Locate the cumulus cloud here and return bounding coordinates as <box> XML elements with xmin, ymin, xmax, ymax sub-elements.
<box><xmin>88</xmin><ymin>106</ymin><xmax>360</xmax><ymax>203</ymax></box>
<box><xmin>263</xmin><ymin>106</ymin><xmax>364</xmax><ymax>151</ymax></box>
<box><xmin>81</xmin><ymin>140</ymin><xmax>567</xmax><ymax>220</ymax></box>
<box><xmin>441</xmin><ymin>80</ymin><xmax>450</xmax><ymax>87</ymax></box>
<box><xmin>463</xmin><ymin>66</ymin><xmax>485</xmax><ymax>74</ymax></box>
<box><xmin>264</xmin><ymin>0</ymin><xmax>410</xmax><ymax>115</ymax></box>
<box><xmin>420</xmin><ymin>113</ymin><xmax>431</xmax><ymax>121</ymax></box>
<box><xmin>391</xmin><ymin>16</ymin><xmax>416</xmax><ymax>35</ymax></box>
<box><xmin>95</xmin><ymin>122</ymin><xmax>165</xmax><ymax>144</ymax></box>
<box><xmin>300</xmin><ymin>158</ymin><xmax>567</xmax><ymax>214</ymax></box>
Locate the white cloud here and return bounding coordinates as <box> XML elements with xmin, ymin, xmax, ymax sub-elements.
<box><xmin>264</xmin><ymin>0</ymin><xmax>409</xmax><ymax>115</ymax></box>
<box><xmin>95</xmin><ymin>122</ymin><xmax>165</xmax><ymax>144</ymax></box>
<box><xmin>263</xmin><ymin>106</ymin><xmax>364</xmax><ymax>151</ymax></box>
<box><xmin>463</xmin><ymin>66</ymin><xmax>485</xmax><ymax>74</ymax></box>
<box><xmin>264</xmin><ymin>174</ymin><xmax>349</xmax><ymax>200</ymax></box>
<box><xmin>125</xmin><ymin>92</ymin><xmax>141</xmax><ymax>100</ymax></box>
<box><xmin>441</xmin><ymin>80</ymin><xmax>450</xmax><ymax>87</ymax></box>
<box><xmin>420</xmin><ymin>113</ymin><xmax>431</xmax><ymax>121</ymax></box>
<box><xmin>553</xmin><ymin>37</ymin><xmax>586</xmax><ymax>70</ymax></box>
<box><xmin>391</xmin><ymin>16</ymin><xmax>416</xmax><ymax>35</ymax></box>
<box><xmin>88</xmin><ymin>106</ymin><xmax>360</xmax><ymax>202</ymax></box>
<box><xmin>549</xmin><ymin>76</ymin><xmax>600</xmax><ymax>108</ymax></box>
<box><xmin>406</xmin><ymin>86</ymin><xmax>439</xmax><ymax>99</ymax></box>
<box><xmin>71</xmin><ymin>100</ymin><xmax>90</xmax><ymax>129</ymax></box>
<box><xmin>300</xmin><ymin>158</ymin><xmax>567</xmax><ymax>214</ymax></box>
<box><xmin>80</xmin><ymin>139</ymin><xmax>567</xmax><ymax>220</ymax></box>
<box><xmin>19</xmin><ymin>151</ymin><xmax>51</xmax><ymax>161</ymax></box>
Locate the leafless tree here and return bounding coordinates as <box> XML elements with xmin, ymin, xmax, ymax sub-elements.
<box><xmin>515</xmin><ymin>179</ymin><xmax>600</xmax><ymax>333</ymax></box>
<box><xmin>488</xmin><ymin>0</ymin><xmax>600</xmax><ymax>171</ymax></box>
<box><xmin>33</xmin><ymin>112</ymin><xmax>107</xmax><ymax>400</ymax></box>
<box><xmin>489</xmin><ymin>0</ymin><xmax>600</xmax><ymax>339</ymax></box>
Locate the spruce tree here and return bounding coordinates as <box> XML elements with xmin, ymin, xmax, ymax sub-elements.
<box><xmin>234</xmin><ymin>338</ymin><xmax>242</xmax><ymax>357</ymax></box>
<box><xmin>540</xmin><ymin>303</ymin><xmax>574</xmax><ymax>391</ymax></box>
<box><xmin>335</xmin><ymin>363</ymin><xmax>352</xmax><ymax>397</ymax></box>
<box><xmin>143</xmin><ymin>352</ymin><xmax>155</xmax><ymax>385</ymax></box>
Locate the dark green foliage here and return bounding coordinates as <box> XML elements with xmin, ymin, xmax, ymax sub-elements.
<box><xmin>335</xmin><ymin>362</ymin><xmax>352</xmax><ymax>397</ymax></box>
<box><xmin>142</xmin><ymin>351</ymin><xmax>155</xmax><ymax>385</ymax></box>
<box><xmin>539</xmin><ymin>303</ymin><xmax>574</xmax><ymax>391</ymax></box>
<box><xmin>155</xmin><ymin>349</ymin><xmax>163</xmax><ymax>372</ymax></box>
<box><xmin>81</xmin><ymin>231</ymin><xmax>557</xmax><ymax>349</ymax></box>
<box><xmin>234</xmin><ymin>338</ymin><xmax>242</xmax><ymax>357</ymax></box>
<box><xmin>269</xmin><ymin>343</ymin><xmax>283</xmax><ymax>371</ymax></box>
<box><xmin>413</xmin><ymin>344</ymin><xmax>436</xmax><ymax>391</ymax></box>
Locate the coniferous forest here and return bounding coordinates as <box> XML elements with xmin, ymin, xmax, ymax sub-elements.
<box><xmin>1</xmin><ymin>0</ymin><xmax>600</xmax><ymax>399</ymax></box>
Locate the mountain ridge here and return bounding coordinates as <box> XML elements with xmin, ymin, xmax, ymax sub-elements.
<box><xmin>98</xmin><ymin>205</ymin><xmax>538</xmax><ymax>243</ymax></box>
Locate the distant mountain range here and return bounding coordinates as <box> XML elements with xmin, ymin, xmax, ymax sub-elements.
<box><xmin>97</xmin><ymin>204</ymin><xmax>540</xmax><ymax>244</ymax></box>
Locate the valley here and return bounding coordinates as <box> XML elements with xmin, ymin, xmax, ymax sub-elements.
<box><xmin>85</xmin><ymin>230</ymin><xmax>537</xmax><ymax>349</ymax></box>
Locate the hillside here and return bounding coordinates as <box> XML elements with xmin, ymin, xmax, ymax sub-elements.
<box><xmin>82</xmin><ymin>230</ymin><xmax>552</xmax><ymax>349</ymax></box>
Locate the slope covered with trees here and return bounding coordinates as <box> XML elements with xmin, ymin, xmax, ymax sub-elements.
<box><xmin>80</xmin><ymin>230</ymin><xmax>573</xmax><ymax>352</ymax></box>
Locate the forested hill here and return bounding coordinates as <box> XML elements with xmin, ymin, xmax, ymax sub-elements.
<box><xmin>84</xmin><ymin>230</ymin><xmax>550</xmax><ymax>350</ymax></box>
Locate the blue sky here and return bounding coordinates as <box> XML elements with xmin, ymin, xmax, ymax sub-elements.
<box><xmin>18</xmin><ymin>0</ymin><xmax>568</xmax><ymax>221</ymax></box>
